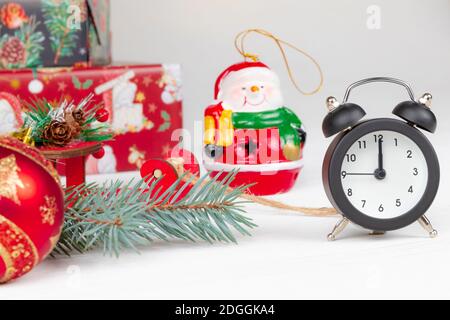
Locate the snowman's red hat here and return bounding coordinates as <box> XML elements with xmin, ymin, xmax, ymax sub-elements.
<box><xmin>214</xmin><ymin>61</ymin><xmax>275</xmax><ymax>100</ymax></box>
<box><xmin>0</xmin><ymin>92</ymin><xmax>23</xmax><ymax>127</ymax></box>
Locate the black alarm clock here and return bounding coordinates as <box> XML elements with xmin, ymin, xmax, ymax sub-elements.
<box><xmin>322</xmin><ymin>77</ymin><xmax>440</xmax><ymax>241</ymax></box>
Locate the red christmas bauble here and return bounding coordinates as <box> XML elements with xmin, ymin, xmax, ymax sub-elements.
<box><xmin>95</xmin><ymin>108</ymin><xmax>110</xmax><ymax>123</ymax></box>
<box><xmin>0</xmin><ymin>137</ymin><xmax>64</xmax><ymax>284</ymax></box>
<box><xmin>93</xmin><ymin>147</ymin><xmax>105</xmax><ymax>159</ymax></box>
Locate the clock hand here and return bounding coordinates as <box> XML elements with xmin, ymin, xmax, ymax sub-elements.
<box><xmin>345</xmin><ymin>172</ymin><xmax>375</xmax><ymax>176</ymax></box>
<box><xmin>378</xmin><ymin>138</ymin><xmax>383</xmax><ymax>170</ymax></box>
<box><xmin>374</xmin><ymin>138</ymin><xmax>387</xmax><ymax>180</ymax></box>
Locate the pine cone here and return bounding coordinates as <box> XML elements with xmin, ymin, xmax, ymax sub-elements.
<box><xmin>42</xmin><ymin>120</ymin><xmax>74</xmax><ymax>147</ymax></box>
<box><xmin>64</xmin><ymin>110</ymin><xmax>83</xmax><ymax>136</ymax></box>
<box><xmin>72</xmin><ymin>109</ymin><xmax>85</xmax><ymax>125</ymax></box>
<box><xmin>0</xmin><ymin>37</ymin><xmax>26</xmax><ymax>65</ymax></box>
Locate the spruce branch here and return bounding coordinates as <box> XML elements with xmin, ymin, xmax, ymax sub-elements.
<box><xmin>52</xmin><ymin>171</ymin><xmax>256</xmax><ymax>257</ymax></box>
<box><xmin>41</xmin><ymin>0</ymin><xmax>79</xmax><ymax>64</ymax></box>
<box><xmin>17</xmin><ymin>16</ymin><xmax>45</xmax><ymax>67</ymax></box>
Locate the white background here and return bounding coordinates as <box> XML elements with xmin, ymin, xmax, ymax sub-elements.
<box><xmin>1</xmin><ymin>0</ymin><xmax>450</xmax><ymax>299</ymax></box>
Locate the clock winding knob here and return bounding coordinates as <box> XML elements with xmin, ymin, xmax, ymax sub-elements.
<box><xmin>419</xmin><ymin>93</ymin><xmax>433</xmax><ymax>108</ymax></box>
<box><xmin>326</xmin><ymin>96</ymin><xmax>340</xmax><ymax>111</ymax></box>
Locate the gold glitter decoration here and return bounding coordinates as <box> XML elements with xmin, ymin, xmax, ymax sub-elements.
<box><xmin>0</xmin><ymin>215</ymin><xmax>39</xmax><ymax>284</ymax></box>
<box><xmin>0</xmin><ymin>155</ymin><xmax>24</xmax><ymax>205</ymax></box>
<box><xmin>40</xmin><ymin>196</ymin><xmax>57</xmax><ymax>226</ymax></box>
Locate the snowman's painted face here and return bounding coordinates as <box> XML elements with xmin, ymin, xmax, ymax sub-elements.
<box><xmin>220</xmin><ymin>68</ymin><xmax>283</xmax><ymax>112</ymax></box>
<box><xmin>0</xmin><ymin>100</ymin><xmax>17</xmax><ymax>134</ymax></box>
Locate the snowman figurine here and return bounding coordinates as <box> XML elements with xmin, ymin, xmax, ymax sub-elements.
<box><xmin>203</xmin><ymin>61</ymin><xmax>306</xmax><ymax>195</ymax></box>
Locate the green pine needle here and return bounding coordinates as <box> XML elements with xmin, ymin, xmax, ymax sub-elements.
<box><xmin>52</xmin><ymin>171</ymin><xmax>256</xmax><ymax>257</ymax></box>
<box><xmin>18</xmin><ymin>16</ymin><xmax>45</xmax><ymax>68</ymax></box>
<box><xmin>42</xmin><ymin>0</ymin><xmax>79</xmax><ymax>62</ymax></box>
<box><xmin>22</xmin><ymin>96</ymin><xmax>113</xmax><ymax>146</ymax></box>
<box><xmin>0</xmin><ymin>16</ymin><xmax>45</xmax><ymax>68</ymax></box>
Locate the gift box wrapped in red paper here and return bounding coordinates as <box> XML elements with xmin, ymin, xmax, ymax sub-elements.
<box><xmin>0</xmin><ymin>0</ymin><xmax>111</xmax><ymax>69</ymax></box>
<box><xmin>0</xmin><ymin>64</ymin><xmax>183</xmax><ymax>174</ymax></box>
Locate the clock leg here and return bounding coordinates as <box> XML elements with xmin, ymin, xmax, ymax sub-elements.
<box><xmin>327</xmin><ymin>217</ymin><xmax>350</xmax><ymax>241</ymax></box>
<box><xmin>418</xmin><ymin>215</ymin><xmax>438</xmax><ymax>238</ymax></box>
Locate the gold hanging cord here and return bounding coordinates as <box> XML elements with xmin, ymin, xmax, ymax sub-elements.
<box><xmin>235</xmin><ymin>28</ymin><xmax>324</xmax><ymax>96</ymax></box>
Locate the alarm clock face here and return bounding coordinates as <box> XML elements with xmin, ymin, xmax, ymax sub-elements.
<box><xmin>323</xmin><ymin>118</ymin><xmax>440</xmax><ymax>231</ymax></box>
<box><xmin>341</xmin><ymin>130</ymin><xmax>428</xmax><ymax>219</ymax></box>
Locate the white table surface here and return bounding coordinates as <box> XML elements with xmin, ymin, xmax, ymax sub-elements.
<box><xmin>0</xmin><ymin>152</ymin><xmax>450</xmax><ymax>299</ymax></box>
<box><xmin>1</xmin><ymin>122</ymin><xmax>449</xmax><ymax>300</ymax></box>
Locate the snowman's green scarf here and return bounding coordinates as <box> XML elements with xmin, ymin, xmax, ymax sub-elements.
<box><xmin>232</xmin><ymin>107</ymin><xmax>303</xmax><ymax>147</ymax></box>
